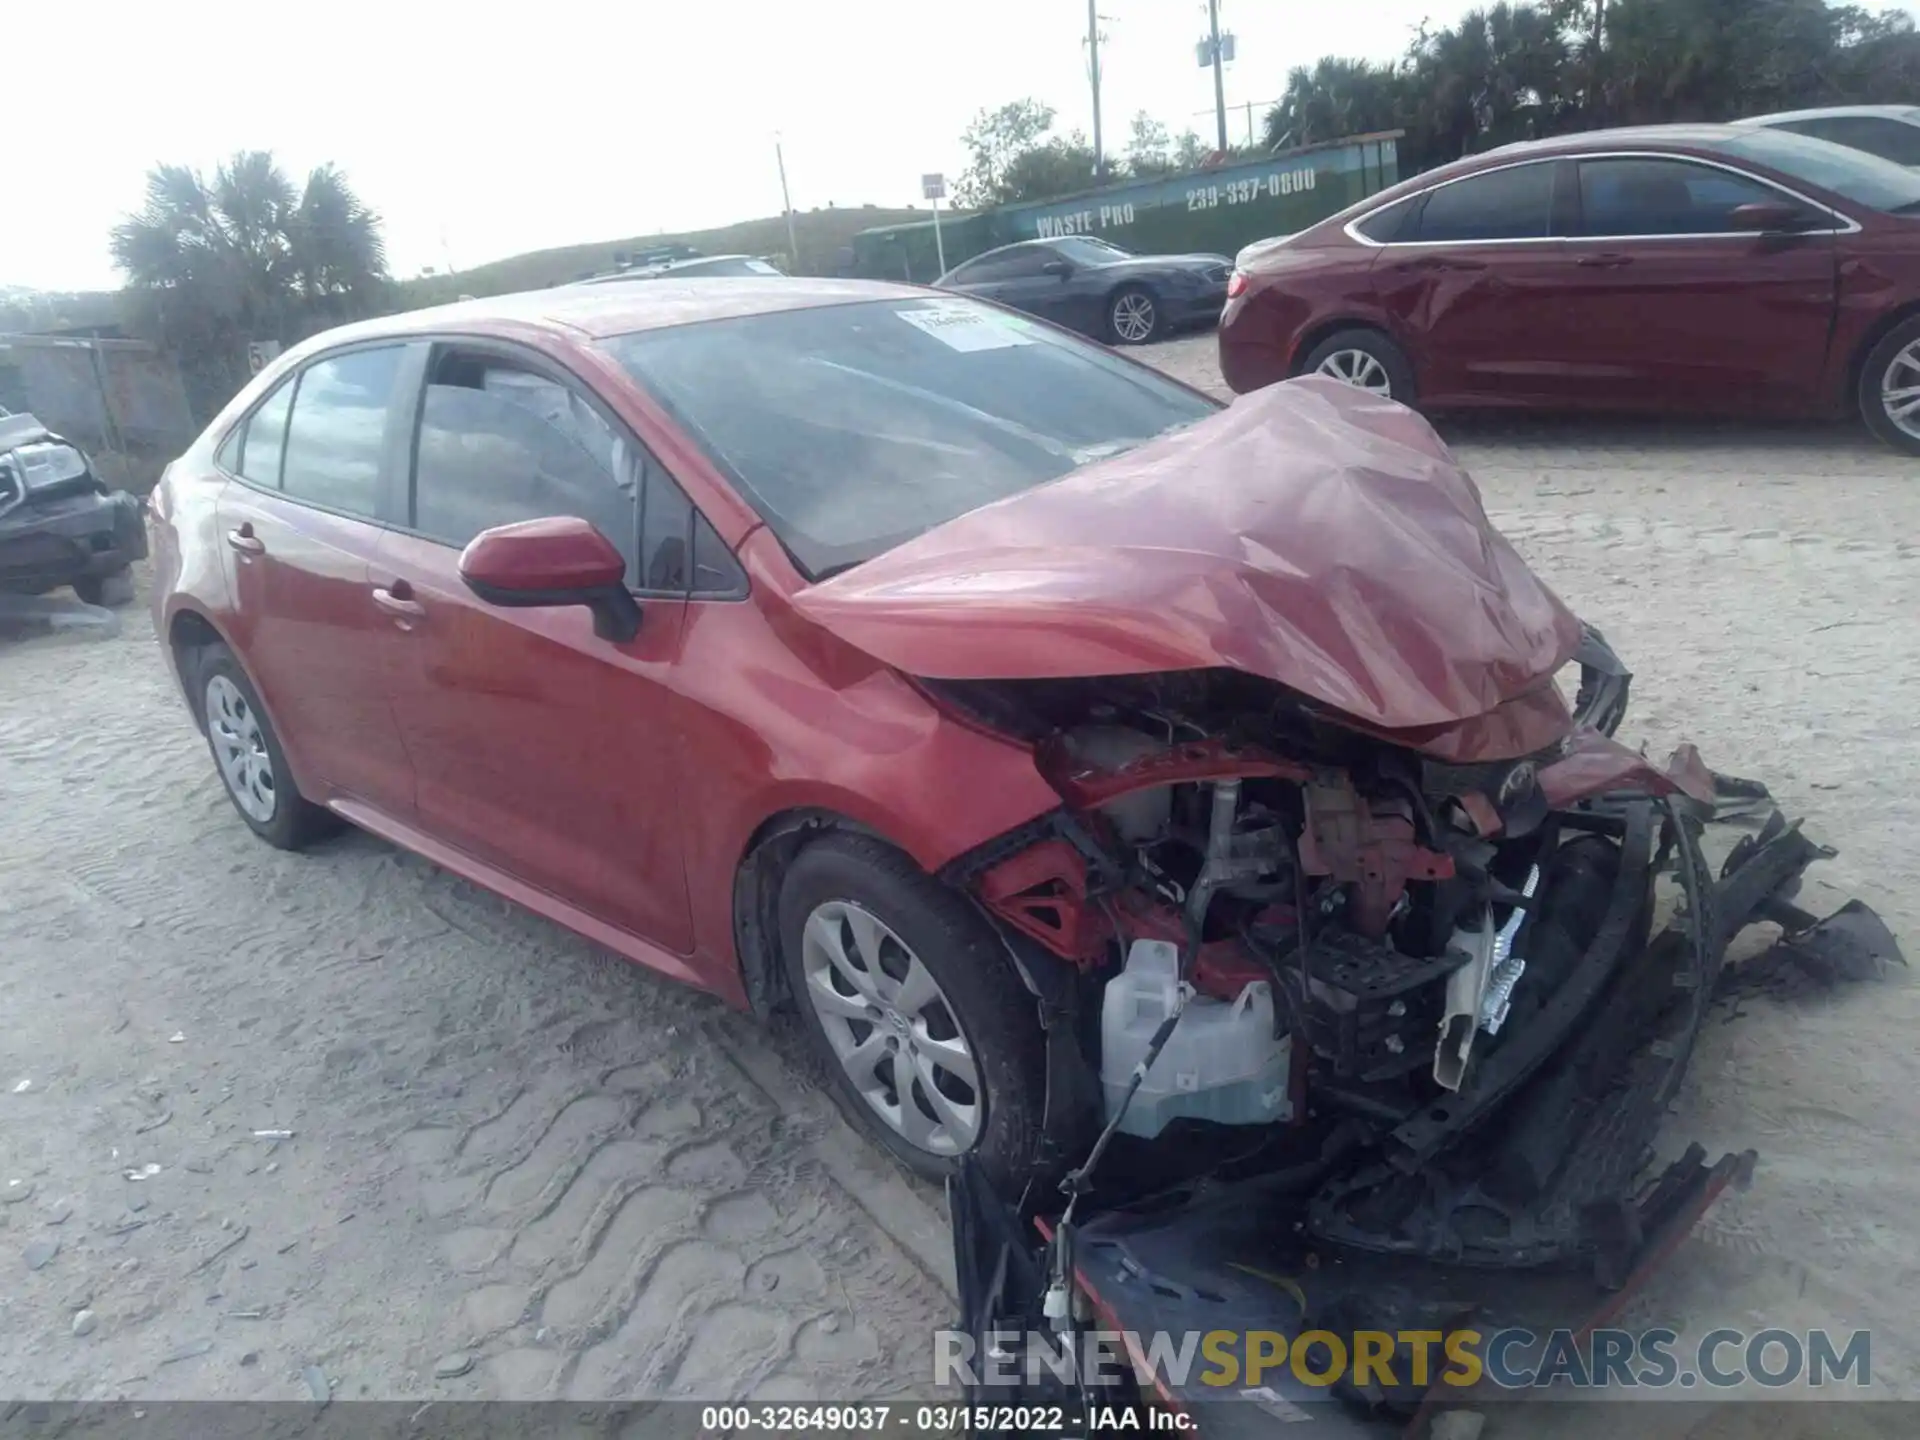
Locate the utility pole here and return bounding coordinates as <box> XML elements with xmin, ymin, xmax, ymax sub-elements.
<box><xmin>1087</xmin><ymin>0</ymin><xmax>1104</xmax><ymax>181</ymax></box>
<box><xmin>1208</xmin><ymin>0</ymin><xmax>1229</xmax><ymax>155</ymax></box>
<box><xmin>775</xmin><ymin>137</ymin><xmax>799</xmax><ymax>271</ymax></box>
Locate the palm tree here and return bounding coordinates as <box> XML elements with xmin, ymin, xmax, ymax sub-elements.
<box><xmin>111</xmin><ymin>151</ymin><xmax>389</xmax><ymax>417</ymax></box>
<box><xmin>288</xmin><ymin>164</ymin><xmax>388</xmax><ymax>310</ymax></box>
<box><xmin>1265</xmin><ymin>58</ymin><xmax>1410</xmax><ymax>151</ymax></box>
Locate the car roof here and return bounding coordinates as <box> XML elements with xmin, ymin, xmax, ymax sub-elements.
<box><xmin>292</xmin><ymin>277</ymin><xmax>926</xmax><ymax>349</ymax></box>
<box><xmin>1739</xmin><ymin>104</ymin><xmax>1920</xmax><ymax>125</ymax></box>
<box><xmin>1479</xmin><ymin>122</ymin><xmax>1758</xmax><ymax>160</ymax></box>
<box><xmin>939</xmin><ymin>236</ymin><xmax>1098</xmax><ymax>284</ymax></box>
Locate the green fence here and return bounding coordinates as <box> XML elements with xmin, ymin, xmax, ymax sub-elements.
<box><xmin>851</xmin><ymin>131</ymin><xmax>1401</xmax><ymax>284</ymax></box>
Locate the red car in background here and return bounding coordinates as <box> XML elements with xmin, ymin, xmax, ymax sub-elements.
<box><xmin>1219</xmin><ymin>122</ymin><xmax>1920</xmax><ymax>453</ymax></box>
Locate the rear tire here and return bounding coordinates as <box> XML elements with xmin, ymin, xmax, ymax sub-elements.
<box><xmin>193</xmin><ymin>643</ymin><xmax>339</xmax><ymax>850</ymax></box>
<box><xmin>777</xmin><ymin>832</ymin><xmax>1045</xmax><ymax>1189</ymax></box>
<box><xmin>1301</xmin><ymin>327</ymin><xmax>1418</xmax><ymax>406</ymax></box>
<box><xmin>74</xmin><ymin>566</ymin><xmax>134</xmax><ymax>608</ymax></box>
<box><xmin>1107</xmin><ymin>285</ymin><xmax>1162</xmax><ymax>345</ymax></box>
<box><xmin>1858</xmin><ymin>315</ymin><xmax>1920</xmax><ymax>456</ymax></box>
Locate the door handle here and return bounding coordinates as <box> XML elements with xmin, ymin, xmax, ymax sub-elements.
<box><xmin>226</xmin><ymin>524</ymin><xmax>264</xmax><ymax>555</ymax></box>
<box><xmin>371</xmin><ymin>585</ymin><xmax>425</xmax><ymax>620</ymax></box>
<box><xmin>1575</xmin><ymin>253</ymin><xmax>1633</xmax><ymax>269</ymax></box>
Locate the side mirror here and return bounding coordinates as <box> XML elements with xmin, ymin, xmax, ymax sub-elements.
<box><xmin>1728</xmin><ymin>200</ymin><xmax>1811</xmax><ymax>233</ymax></box>
<box><xmin>459</xmin><ymin>516</ymin><xmax>640</xmax><ymax>643</ymax></box>
<box><xmin>1040</xmin><ymin>258</ymin><xmax>1074</xmax><ymax>277</ymax></box>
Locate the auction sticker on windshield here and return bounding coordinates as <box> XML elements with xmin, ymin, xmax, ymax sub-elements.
<box><xmin>897</xmin><ymin>302</ymin><xmax>1036</xmax><ymax>352</ymax></box>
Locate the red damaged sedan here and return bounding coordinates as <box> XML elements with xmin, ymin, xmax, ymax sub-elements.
<box><xmin>1220</xmin><ymin>122</ymin><xmax>1920</xmax><ymax>453</ymax></box>
<box><xmin>151</xmin><ymin>280</ymin><xmax>1895</xmax><ymax>1386</ymax></box>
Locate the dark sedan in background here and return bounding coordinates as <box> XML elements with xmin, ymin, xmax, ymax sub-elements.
<box><xmin>935</xmin><ymin>237</ymin><xmax>1231</xmax><ymax>345</ymax></box>
<box><xmin>1219</xmin><ymin>123</ymin><xmax>1920</xmax><ymax>454</ymax></box>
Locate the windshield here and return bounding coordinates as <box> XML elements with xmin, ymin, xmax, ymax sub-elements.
<box><xmin>1713</xmin><ymin>128</ymin><xmax>1920</xmax><ymax>213</ymax></box>
<box><xmin>604</xmin><ymin>297</ymin><xmax>1216</xmax><ymax>578</ymax></box>
<box><xmin>1050</xmin><ymin>237</ymin><xmax>1133</xmax><ymax>264</ymax></box>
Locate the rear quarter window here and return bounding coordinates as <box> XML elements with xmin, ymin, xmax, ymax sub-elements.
<box><xmin>1353</xmin><ymin>195</ymin><xmax>1419</xmax><ymax>243</ymax></box>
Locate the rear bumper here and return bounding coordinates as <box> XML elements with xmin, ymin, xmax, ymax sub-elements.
<box><xmin>0</xmin><ymin>489</ymin><xmax>148</xmax><ymax>594</ymax></box>
<box><xmin>1217</xmin><ymin>303</ymin><xmax>1295</xmax><ymax>394</ymax></box>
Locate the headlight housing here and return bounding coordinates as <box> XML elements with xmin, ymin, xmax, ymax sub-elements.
<box><xmin>10</xmin><ymin>441</ymin><xmax>90</xmax><ymax>490</ymax></box>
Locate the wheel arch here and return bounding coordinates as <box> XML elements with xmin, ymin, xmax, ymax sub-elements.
<box><xmin>1845</xmin><ymin>301</ymin><xmax>1920</xmax><ymax>417</ymax></box>
<box><xmin>165</xmin><ymin>605</ymin><xmax>233</xmax><ymax>732</ymax></box>
<box><xmin>1288</xmin><ymin>315</ymin><xmax>1400</xmax><ymax>377</ymax></box>
<box><xmin>730</xmin><ymin>806</ymin><xmax>893</xmax><ymax>1021</ymax></box>
<box><xmin>162</xmin><ymin>602</ymin><xmax>317</xmax><ymax>796</ymax></box>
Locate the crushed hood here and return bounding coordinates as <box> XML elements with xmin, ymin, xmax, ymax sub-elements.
<box><xmin>792</xmin><ymin>378</ymin><xmax>1583</xmax><ymax>732</ymax></box>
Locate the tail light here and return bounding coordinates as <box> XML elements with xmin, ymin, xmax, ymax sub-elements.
<box><xmin>1226</xmin><ymin>270</ymin><xmax>1249</xmax><ymax>300</ymax></box>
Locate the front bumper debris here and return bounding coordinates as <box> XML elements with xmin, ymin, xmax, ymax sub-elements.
<box><xmin>947</xmin><ymin>766</ymin><xmax>1901</xmax><ymax>1438</ymax></box>
<box><xmin>0</xmin><ymin>488</ymin><xmax>147</xmax><ymax>595</ymax></box>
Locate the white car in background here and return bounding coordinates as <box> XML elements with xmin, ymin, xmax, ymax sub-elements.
<box><xmin>1738</xmin><ymin>105</ymin><xmax>1920</xmax><ymax>168</ymax></box>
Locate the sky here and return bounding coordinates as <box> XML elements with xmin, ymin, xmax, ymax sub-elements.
<box><xmin>6</xmin><ymin>0</ymin><xmax>1916</xmax><ymax>293</ymax></box>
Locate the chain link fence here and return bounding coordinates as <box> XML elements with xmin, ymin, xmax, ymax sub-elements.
<box><xmin>0</xmin><ymin>334</ymin><xmax>198</xmax><ymax>494</ymax></box>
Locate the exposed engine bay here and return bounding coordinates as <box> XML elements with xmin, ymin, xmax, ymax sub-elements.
<box><xmin>933</xmin><ymin>625</ymin><xmax>1903</xmax><ymax>1428</ymax></box>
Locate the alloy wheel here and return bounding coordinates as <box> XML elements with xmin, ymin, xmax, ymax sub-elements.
<box><xmin>799</xmin><ymin>899</ymin><xmax>981</xmax><ymax>1156</ymax></box>
<box><xmin>1881</xmin><ymin>340</ymin><xmax>1920</xmax><ymax>442</ymax></box>
<box><xmin>206</xmin><ymin>674</ymin><xmax>277</xmax><ymax>823</ymax></box>
<box><xmin>1111</xmin><ymin>292</ymin><xmax>1157</xmax><ymax>344</ymax></box>
<box><xmin>1315</xmin><ymin>347</ymin><xmax>1394</xmax><ymax>397</ymax></box>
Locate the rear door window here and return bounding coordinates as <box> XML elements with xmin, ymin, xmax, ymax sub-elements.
<box><xmin>950</xmin><ymin>248</ymin><xmax>1046</xmax><ymax>283</ymax></box>
<box><xmin>1412</xmin><ymin>163</ymin><xmax>1556</xmax><ymax>242</ymax></box>
<box><xmin>279</xmin><ymin>347</ymin><xmax>406</xmax><ymax>517</ymax></box>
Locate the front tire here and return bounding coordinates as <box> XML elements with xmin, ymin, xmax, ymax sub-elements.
<box><xmin>777</xmin><ymin>833</ymin><xmax>1044</xmax><ymax>1188</ymax></box>
<box><xmin>1859</xmin><ymin>315</ymin><xmax>1920</xmax><ymax>456</ymax></box>
<box><xmin>1301</xmin><ymin>327</ymin><xmax>1417</xmax><ymax>406</ymax></box>
<box><xmin>194</xmin><ymin>643</ymin><xmax>338</xmax><ymax>850</ymax></box>
<box><xmin>1107</xmin><ymin>286</ymin><xmax>1161</xmax><ymax>345</ymax></box>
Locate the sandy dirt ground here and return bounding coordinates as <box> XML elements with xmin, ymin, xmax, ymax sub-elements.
<box><xmin>2</xmin><ymin>337</ymin><xmax>1915</xmax><ymax>1436</ymax></box>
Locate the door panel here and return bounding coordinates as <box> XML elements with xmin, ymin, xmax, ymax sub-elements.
<box><xmin>213</xmin><ymin>345</ymin><xmax>416</xmax><ymax>811</ymax></box>
<box><xmin>1554</xmin><ymin>157</ymin><xmax>1837</xmax><ymax>413</ymax></box>
<box><xmin>1372</xmin><ymin>159</ymin><xmax>1582</xmax><ymax>406</ymax></box>
<box><xmin>989</xmin><ymin>269</ymin><xmax>1083</xmax><ymax>327</ymax></box>
<box><xmin>1549</xmin><ymin>238</ymin><xmax>1835</xmax><ymax>411</ymax></box>
<box><xmin>371</xmin><ymin>345</ymin><xmax>696</xmax><ymax>956</ymax></box>
<box><xmin>1376</xmin><ymin>245</ymin><xmax>1584</xmax><ymax>405</ymax></box>
<box><xmin>371</xmin><ymin>528</ymin><xmax>696</xmax><ymax>953</ymax></box>
<box><xmin>216</xmin><ymin>487</ymin><xmax>413</xmax><ymax>809</ymax></box>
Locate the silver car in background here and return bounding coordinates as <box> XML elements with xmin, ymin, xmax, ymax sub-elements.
<box><xmin>1739</xmin><ymin>105</ymin><xmax>1920</xmax><ymax>168</ymax></box>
